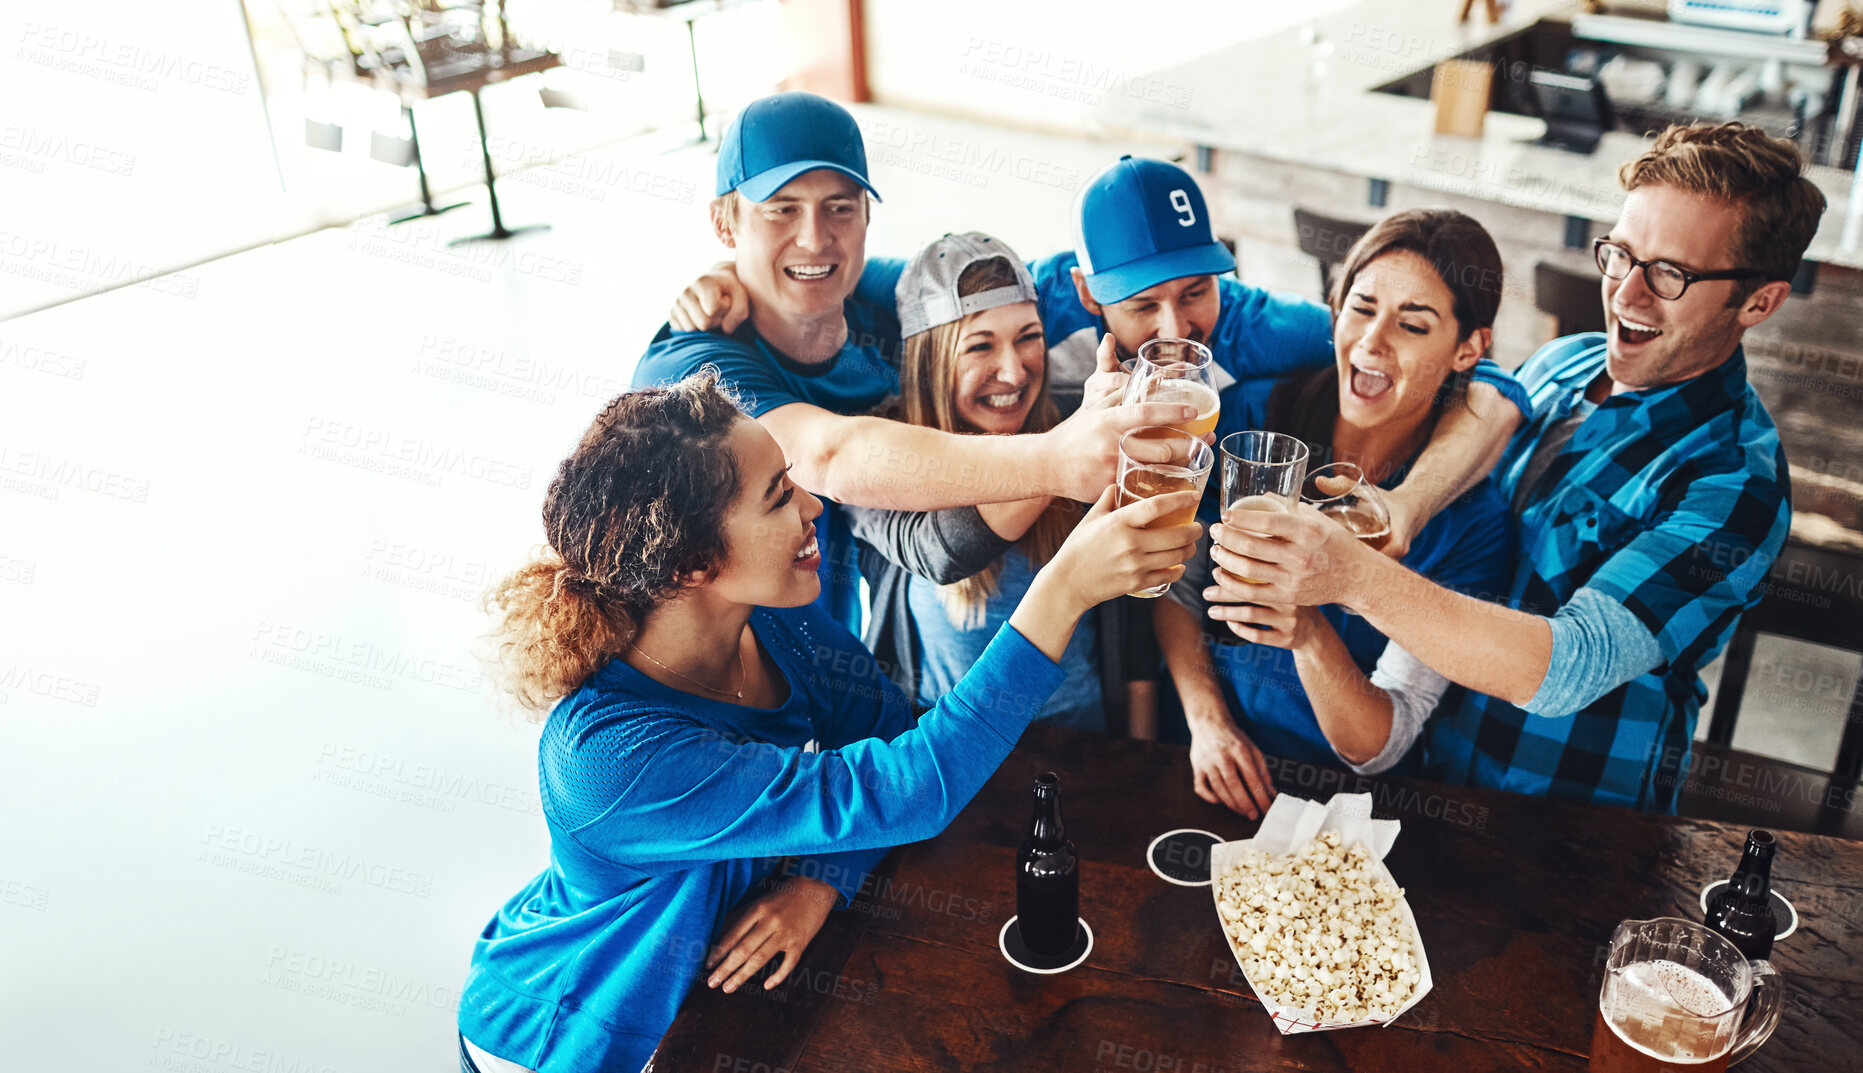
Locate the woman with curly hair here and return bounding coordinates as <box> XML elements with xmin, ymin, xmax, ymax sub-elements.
<box><xmin>456</xmin><ymin>370</ymin><xmax>1198</xmax><ymax>1073</ymax></box>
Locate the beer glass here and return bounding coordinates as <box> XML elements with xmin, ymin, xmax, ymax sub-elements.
<box><xmin>1205</xmin><ymin>431</ymin><xmax>1309</xmax><ymax>645</ymax></box>
<box><xmin>1125</xmin><ymin>338</ymin><xmax>1219</xmax><ymax>437</ymax></box>
<box><xmin>1590</xmin><ymin>917</ymin><xmax>1781</xmax><ymax>1072</ymax></box>
<box><xmin>1115</xmin><ymin>427</ymin><xmax>1214</xmax><ymax>598</ymax></box>
<box><xmin>1302</xmin><ymin>461</ymin><xmax>1390</xmax><ymax>619</ymax></box>
<box><xmin>1302</xmin><ymin>462</ymin><xmax>1392</xmax><ymax>551</ymax></box>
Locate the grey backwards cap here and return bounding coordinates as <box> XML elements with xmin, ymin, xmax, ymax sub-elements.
<box><xmin>895</xmin><ymin>232</ymin><xmax>1039</xmax><ymax>340</ymax></box>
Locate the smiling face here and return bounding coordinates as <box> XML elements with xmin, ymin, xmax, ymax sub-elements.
<box><xmin>1601</xmin><ymin>184</ymin><xmax>1754</xmax><ymax>392</ymax></box>
<box><xmin>950</xmin><ymin>301</ymin><xmax>1045</xmax><ymax>435</ymax></box>
<box><xmin>1333</xmin><ymin>249</ymin><xmax>1484</xmax><ymax>435</ymax></box>
<box><xmin>716</xmin><ymin>169</ymin><xmax>867</xmax><ymax>325</ymax></box>
<box><xmin>1073</xmin><ymin>270</ymin><xmax>1220</xmax><ymax>358</ymax></box>
<box><xmin>700</xmin><ymin>418</ymin><xmax>823</xmax><ymax>609</ymax></box>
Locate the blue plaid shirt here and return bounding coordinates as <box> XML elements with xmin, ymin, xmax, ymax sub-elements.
<box><xmin>1425</xmin><ymin>334</ymin><xmax>1792</xmax><ymax>811</ymax></box>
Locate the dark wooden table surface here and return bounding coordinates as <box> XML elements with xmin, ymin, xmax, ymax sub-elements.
<box><xmin>651</xmin><ymin>724</ymin><xmax>1863</xmax><ymax>1072</ymax></box>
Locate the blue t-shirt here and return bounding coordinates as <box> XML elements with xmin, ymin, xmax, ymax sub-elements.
<box><xmin>458</xmin><ymin>602</ymin><xmax>1065</xmax><ymax>1073</ymax></box>
<box><xmin>631</xmin><ymin>297</ymin><xmax>904</xmax><ymax>633</ymax></box>
<box><xmin>907</xmin><ymin>546</ymin><xmax>1104</xmax><ymax>732</ymax></box>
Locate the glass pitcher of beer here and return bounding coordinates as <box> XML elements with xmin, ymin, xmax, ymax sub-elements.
<box><xmin>1590</xmin><ymin>917</ymin><xmax>1781</xmax><ymax>1071</ymax></box>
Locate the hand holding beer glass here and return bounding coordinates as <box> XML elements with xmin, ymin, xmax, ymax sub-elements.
<box><xmin>1301</xmin><ymin>462</ymin><xmax>1392</xmax><ymax>551</ymax></box>
<box><xmin>1300</xmin><ymin>462</ymin><xmax>1391</xmax><ymax>616</ymax></box>
<box><xmin>1124</xmin><ymin>338</ymin><xmax>1219</xmax><ymax>437</ymax></box>
<box><xmin>1116</xmin><ymin>427</ymin><xmax>1215</xmax><ymax>598</ymax></box>
<box><xmin>1205</xmin><ymin>432</ymin><xmax>1309</xmax><ymax>644</ymax></box>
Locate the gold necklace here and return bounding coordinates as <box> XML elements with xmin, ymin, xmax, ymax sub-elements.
<box><xmin>631</xmin><ymin>637</ymin><xmax>746</xmax><ymax>700</ymax></box>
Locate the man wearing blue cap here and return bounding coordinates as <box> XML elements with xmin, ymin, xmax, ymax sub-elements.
<box><xmin>635</xmin><ymin>94</ymin><xmax>1199</xmax><ymax>632</ymax></box>
<box><xmin>1023</xmin><ymin>156</ymin><xmax>1530</xmax><ymax>549</ymax></box>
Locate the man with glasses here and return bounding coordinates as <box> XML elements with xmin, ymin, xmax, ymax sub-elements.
<box><xmin>1208</xmin><ymin>122</ymin><xmax>1826</xmax><ymax>811</ymax></box>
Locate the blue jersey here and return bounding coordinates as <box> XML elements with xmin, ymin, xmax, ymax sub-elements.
<box><xmin>631</xmin><ymin>295</ymin><xmax>903</xmax><ymax>633</ymax></box>
<box><xmin>458</xmin><ymin>603</ymin><xmax>1065</xmax><ymax>1072</ymax></box>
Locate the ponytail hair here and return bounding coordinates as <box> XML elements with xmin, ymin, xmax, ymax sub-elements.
<box><xmin>485</xmin><ymin>370</ymin><xmax>745</xmax><ymax>714</ymax></box>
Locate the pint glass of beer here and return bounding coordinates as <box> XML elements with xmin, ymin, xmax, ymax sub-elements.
<box><xmin>1116</xmin><ymin>426</ymin><xmax>1214</xmax><ymax>598</ymax></box>
<box><xmin>1126</xmin><ymin>338</ymin><xmax>1219</xmax><ymax>438</ymax></box>
<box><xmin>1590</xmin><ymin>917</ymin><xmax>1782</xmax><ymax>1071</ymax></box>
<box><xmin>1205</xmin><ymin>431</ymin><xmax>1309</xmax><ymax>644</ymax></box>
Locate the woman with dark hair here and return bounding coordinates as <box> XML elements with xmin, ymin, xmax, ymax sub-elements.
<box><xmin>1162</xmin><ymin>209</ymin><xmax>1519</xmax><ymax>811</ymax></box>
<box><xmin>456</xmin><ymin>370</ymin><xmax>1198</xmax><ymax>1073</ymax></box>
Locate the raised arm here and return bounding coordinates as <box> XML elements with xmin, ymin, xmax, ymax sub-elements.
<box><xmin>1207</xmin><ymin>457</ymin><xmax>1786</xmax><ymax>712</ymax></box>
<box><xmin>843</xmin><ymin>501</ymin><xmax>1040</xmax><ymax>585</ymax></box>
<box><xmin>561</xmin><ymin>489</ymin><xmax>1200</xmax><ymax>866</ymax></box>
<box><xmin>1208</xmin><ymin>507</ymin><xmax>1551</xmax><ymax>704</ymax></box>
<box><xmin>759</xmin><ymin>396</ymin><xmax>1197</xmax><ymax>509</ymax></box>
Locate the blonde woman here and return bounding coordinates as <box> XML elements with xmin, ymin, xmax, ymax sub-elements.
<box><xmin>850</xmin><ymin>233</ymin><xmax>1125</xmax><ymax>732</ymax></box>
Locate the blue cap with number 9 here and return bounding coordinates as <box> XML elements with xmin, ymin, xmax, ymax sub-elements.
<box><xmin>1073</xmin><ymin>155</ymin><xmax>1235</xmax><ymax>305</ymax></box>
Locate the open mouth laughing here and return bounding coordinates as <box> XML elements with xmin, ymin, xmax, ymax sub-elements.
<box><xmin>1348</xmin><ymin>362</ymin><xmax>1393</xmax><ymax>402</ymax></box>
<box><xmin>792</xmin><ymin>526</ymin><xmax>820</xmax><ymax>570</ymax></box>
<box><xmin>1614</xmin><ymin>312</ymin><xmax>1663</xmax><ymax>347</ymax></box>
<box><xmin>975</xmin><ymin>384</ymin><xmax>1030</xmax><ymax>414</ymax></box>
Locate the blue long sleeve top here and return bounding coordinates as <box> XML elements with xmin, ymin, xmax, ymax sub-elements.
<box><xmin>458</xmin><ymin>602</ymin><xmax>1065</xmax><ymax>1073</ymax></box>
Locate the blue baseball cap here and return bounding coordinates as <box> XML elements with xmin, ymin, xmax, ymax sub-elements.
<box><xmin>1073</xmin><ymin>156</ymin><xmax>1234</xmax><ymax>305</ymax></box>
<box><xmin>715</xmin><ymin>92</ymin><xmax>881</xmax><ymax>203</ymax></box>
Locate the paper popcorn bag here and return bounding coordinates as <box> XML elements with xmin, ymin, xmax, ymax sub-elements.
<box><xmin>1208</xmin><ymin>793</ymin><xmax>1433</xmax><ymax>1034</ymax></box>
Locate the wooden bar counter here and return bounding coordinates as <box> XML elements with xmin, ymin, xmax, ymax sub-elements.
<box><xmin>651</xmin><ymin>724</ymin><xmax>1863</xmax><ymax>1072</ymax></box>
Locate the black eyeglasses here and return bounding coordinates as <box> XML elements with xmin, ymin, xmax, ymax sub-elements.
<box><xmin>1592</xmin><ymin>239</ymin><xmax>1769</xmax><ymax>301</ymax></box>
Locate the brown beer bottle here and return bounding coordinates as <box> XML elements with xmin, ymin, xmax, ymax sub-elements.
<box><xmin>1016</xmin><ymin>772</ymin><xmax>1079</xmax><ymax>956</ymax></box>
<box><xmin>1704</xmin><ymin>829</ymin><xmax>1776</xmax><ymax>960</ymax></box>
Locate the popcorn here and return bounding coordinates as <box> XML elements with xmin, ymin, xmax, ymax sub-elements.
<box><xmin>1214</xmin><ymin>829</ymin><xmax>1422</xmax><ymax>1025</ymax></box>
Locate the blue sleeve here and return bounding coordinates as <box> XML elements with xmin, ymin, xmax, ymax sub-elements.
<box><xmin>856</xmin><ymin>256</ymin><xmax>908</xmax><ymax>317</ymax></box>
<box><xmin>785</xmin><ymin>618</ymin><xmax>922</xmax><ymax>905</ymax></box>
<box><xmin>1029</xmin><ymin>251</ymin><xmax>1098</xmax><ymax>345</ymax></box>
<box><xmin>1468</xmin><ymin>359</ymin><xmax>1531</xmax><ymax>421</ymax></box>
<box><xmin>632</xmin><ymin>325</ymin><xmax>802</xmax><ymax>418</ymax></box>
<box><xmin>1524</xmin><ymin>588</ymin><xmax>1664</xmax><ymax>718</ymax></box>
<box><xmin>555</xmin><ymin>625</ymin><xmax>1066</xmax><ymax>866</ymax></box>
<box><xmin>1571</xmin><ymin>459</ymin><xmax>1791</xmax><ymax>668</ymax></box>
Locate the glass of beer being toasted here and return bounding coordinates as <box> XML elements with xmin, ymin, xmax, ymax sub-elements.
<box><xmin>1302</xmin><ymin>462</ymin><xmax>1391</xmax><ymax>551</ymax></box>
<box><xmin>1301</xmin><ymin>462</ymin><xmax>1390</xmax><ymax>616</ymax></box>
<box><xmin>1206</xmin><ymin>431</ymin><xmax>1309</xmax><ymax>644</ymax></box>
<box><xmin>1125</xmin><ymin>338</ymin><xmax>1219</xmax><ymax>437</ymax></box>
<box><xmin>1116</xmin><ymin>427</ymin><xmax>1215</xmax><ymax>598</ymax></box>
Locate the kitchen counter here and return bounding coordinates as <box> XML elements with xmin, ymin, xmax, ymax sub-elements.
<box><xmin>1096</xmin><ymin>0</ymin><xmax>1863</xmax><ymax>268</ymax></box>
